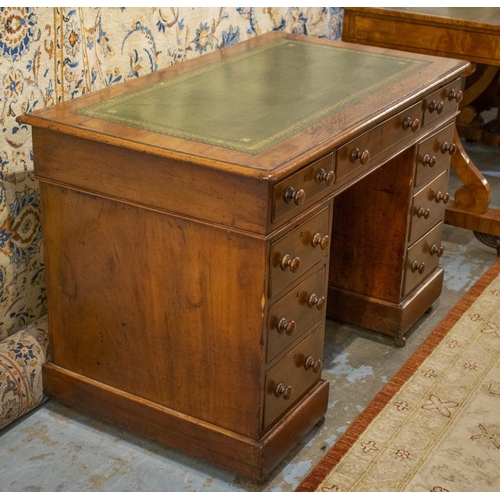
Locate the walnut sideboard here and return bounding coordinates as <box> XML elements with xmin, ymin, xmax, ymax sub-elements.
<box><xmin>18</xmin><ymin>32</ymin><xmax>469</xmax><ymax>480</ymax></box>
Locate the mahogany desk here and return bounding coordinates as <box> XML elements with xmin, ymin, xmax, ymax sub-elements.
<box><xmin>18</xmin><ymin>32</ymin><xmax>468</xmax><ymax>480</ymax></box>
<box><xmin>342</xmin><ymin>7</ymin><xmax>500</xmax><ymax>252</ymax></box>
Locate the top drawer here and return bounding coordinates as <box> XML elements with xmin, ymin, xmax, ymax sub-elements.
<box><xmin>422</xmin><ymin>78</ymin><xmax>462</xmax><ymax>127</ymax></box>
<box><xmin>336</xmin><ymin>101</ymin><xmax>422</xmax><ymax>183</ymax></box>
<box><xmin>269</xmin><ymin>205</ymin><xmax>331</xmax><ymax>298</ymax></box>
<box><xmin>272</xmin><ymin>153</ymin><xmax>335</xmax><ymax>223</ymax></box>
<box><xmin>415</xmin><ymin>122</ymin><xmax>455</xmax><ymax>188</ymax></box>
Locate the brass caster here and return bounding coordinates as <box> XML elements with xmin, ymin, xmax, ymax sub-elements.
<box><xmin>394</xmin><ymin>336</ymin><xmax>406</xmax><ymax>348</ymax></box>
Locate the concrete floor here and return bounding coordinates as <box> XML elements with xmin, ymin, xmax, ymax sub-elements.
<box><xmin>1</xmin><ymin>133</ymin><xmax>499</xmax><ymax>492</ymax></box>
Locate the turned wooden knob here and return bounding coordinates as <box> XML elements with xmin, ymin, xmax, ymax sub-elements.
<box><xmin>429</xmin><ymin>100</ymin><xmax>444</xmax><ymax>114</ymax></box>
<box><xmin>422</xmin><ymin>154</ymin><xmax>436</xmax><ymax>167</ymax></box>
<box><xmin>430</xmin><ymin>244</ymin><xmax>444</xmax><ymax>257</ymax></box>
<box><xmin>435</xmin><ymin>191</ymin><xmax>450</xmax><ymax>204</ymax></box>
<box><xmin>448</xmin><ymin>89</ymin><xmax>463</xmax><ymax>103</ymax></box>
<box><xmin>274</xmin><ymin>382</ymin><xmax>292</xmax><ymax>400</ymax></box>
<box><xmin>281</xmin><ymin>254</ymin><xmax>301</xmax><ymax>273</ymax></box>
<box><xmin>403</xmin><ymin>116</ymin><xmax>419</xmax><ymax>132</ymax></box>
<box><xmin>316</xmin><ymin>168</ymin><xmax>335</xmax><ymax>186</ymax></box>
<box><xmin>441</xmin><ymin>142</ymin><xmax>457</xmax><ymax>155</ymax></box>
<box><xmin>304</xmin><ymin>356</ymin><xmax>322</xmax><ymax>373</ymax></box>
<box><xmin>350</xmin><ymin>148</ymin><xmax>370</xmax><ymax>165</ymax></box>
<box><xmin>277</xmin><ymin>318</ymin><xmax>296</xmax><ymax>336</ymax></box>
<box><xmin>308</xmin><ymin>293</ymin><xmax>326</xmax><ymax>310</ymax></box>
<box><xmin>416</xmin><ymin>207</ymin><xmax>431</xmax><ymax>219</ymax></box>
<box><xmin>284</xmin><ymin>186</ymin><xmax>306</xmax><ymax>206</ymax></box>
<box><xmin>312</xmin><ymin>233</ymin><xmax>330</xmax><ymax>250</ymax></box>
<box><xmin>411</xmin><ymin>261</ymin><xmax>426</xmax><ymax>274</ymax></box>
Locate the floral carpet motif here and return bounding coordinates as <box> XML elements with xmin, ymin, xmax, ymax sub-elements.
<box><xmin>297</xmin><ymin>259</ymin><xmax>500</xmax><ymax>492</ymax></box>
<box><xmin>0</xmin><ymin>315</ymin><xmax>48</xmax><ymax>429</ymax></box>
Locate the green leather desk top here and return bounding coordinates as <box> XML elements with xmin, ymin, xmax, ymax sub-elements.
<box><xmin>76</xmin><ymin>38</ymin><xmax>428</xmax><ymax>154</ymax></box>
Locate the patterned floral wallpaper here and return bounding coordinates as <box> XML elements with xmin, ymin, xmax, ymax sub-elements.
<box><xmin>0</xmin><ymin>7</ymin><xmax>343</xmax><ymax>340</ymax></box>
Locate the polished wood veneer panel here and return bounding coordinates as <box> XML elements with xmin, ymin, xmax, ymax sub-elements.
<box><xmin>41</xmin><ymin>184</ymin><xmax>267</xmax><ymax>439</ymax></box>
<box><xmin>329</xmin><ymin>147</ymin><xmax>415</xmax><ymax>303</ymax></box>
<box><xmin>343</xmin><ymin>7</ymin><xmax>500</xmax><ymax>65</ymax></box>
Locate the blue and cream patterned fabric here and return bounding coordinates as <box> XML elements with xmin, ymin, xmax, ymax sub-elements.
<box><xmin>0</xmin><ymin>315</ymin><xmax>48</xmax><ymax>429</ymax></box>
<box><xmin>0</xmin><ymin>7</ymin><xmax>342</xmax><ymax>426</ymax></box>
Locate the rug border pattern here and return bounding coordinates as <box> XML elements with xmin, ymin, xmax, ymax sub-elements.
<box><xmin>296</xmin><ymin>258</ymin><xmax>500</xmax><ymax>492</ymax></box>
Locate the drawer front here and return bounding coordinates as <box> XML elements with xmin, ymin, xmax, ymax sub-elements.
<box><xmin>272</xmin><ymin>153</ymin><xmax>335</xmax><ymax>223</ymax></box>
<box><xmin>267</xmin><ymin>264</ymin><xmax>327</xmax><ymax>363</ymax></box>
<box><xmin>269</xmin><ymin>206</ymin><xmax>330</xmax><ymax>298</ymax></box>
<box><xmin>409</xmin><ymin>170</ymin><xmax>449</xmax><ymax>245</ymax></box>
<box><xmin>263</xmin><ymin>324</ymin><xmax>324</xmax><ymax>431</ymax></box>
<box><xmin>336</xmin><ymin>101</ymin><xmax>422</xmax><ymax>183</ymax></box>
<box><xmin>422</xmin><ymin>78</ymin><xmax>462</xmax><ymax>127</ymax></box>
<box><xmin>403</xmin><ymin>222</ymin><xmax>443</xmax><ymax>297</ymax></box>
<box><xmin>415</xmin><ymin>122</ymin><xmax>455</xmax><ymax>188</ymax></box>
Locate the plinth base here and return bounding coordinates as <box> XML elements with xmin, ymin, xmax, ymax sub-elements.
<box><xmin>42</xmin><ymin>363</ymin><xmax>329</xmax><ymax>480</ymax></box>
<box><xmin>326</xmin><ymin>269</ymin><xmax>444</xmax><ymax>346</ymax></box>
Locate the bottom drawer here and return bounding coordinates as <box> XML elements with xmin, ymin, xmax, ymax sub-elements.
<box><xmin>403</xmin><ymin>222</ymin><xmax>443</xmax><ymax>297</ymax></box>
<box><xmin>263</xmin><ymin>324</ymin><xmax>324</xmax><ymax>431</ymax></box>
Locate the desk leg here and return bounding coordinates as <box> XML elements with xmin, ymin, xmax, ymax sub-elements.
<box><xmin>445</xmin><ymin>128</ymin><xmax>500</xmax><ymax>254</ymax></box>
<box><xmin>450</xmin><ymin>128</ymin><xmax>491</xmax><ymax>213</ymax></box>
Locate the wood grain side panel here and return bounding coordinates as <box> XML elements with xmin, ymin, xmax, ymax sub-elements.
<box><xmin>32</xmin><ymin>128</ymin><xmax>269</xmax><ymax>235</ymax></box>
<box><xmin>343</xmin><ymin>9</ymin><xmax>500</xmax><ymax>65</ymax></box>
<box><xmin>329</xmin><ymin>147</ymin><xmax>415</xmax><ymax>303</ymax></box>
<box><xmin>41</xmin><ymin>184</ymin><xmax>267</xmax><ymax>439</ymax></box>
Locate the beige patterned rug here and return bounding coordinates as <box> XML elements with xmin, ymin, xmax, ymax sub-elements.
<box><xmin>297</xmin><ymin>259</ymin><xmax>500</xmax><ymax>492</ymax></box>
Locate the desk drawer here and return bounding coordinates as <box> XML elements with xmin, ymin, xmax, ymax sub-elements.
<box><xmin>409</xmin><ymin>170</ymin><xmax>449</xmax><ymax>245</ymax></box>
<box><xmin>263</xmin><ymin>324</ymin><xmax>324</xmax><ymax>431</ymax></box>
<box><xmin>422</xmin><ymin>78</ymin><xmax>462</xmax><ymax>127</ymax></box>
<box><xmin>269</xmin><ymin>206</ymin><xmax>330</xmax><ymax>298</ymax></box>
<box><xmin>415</xmin><ymin>122</ymin><xmax>455</xmax><ymax>188</ymax></box>
<box><xmin>272</xmin><ymin>153</ymin><xmax>335</xmax><ymax>223</ymax></box>
<box><xmin>267</xmin><ymin>264</ymin><xmax>327</xmax><ymax>363</ymax></box>
<box><xmin>403</xmin><ymin>222</ymin><xmax>443</xmax><ymax>297</ymax></box>
<box><xmin>336</xmin><ymin>101</ymin><xmax>422</xmax><ymax>183</ymax></box>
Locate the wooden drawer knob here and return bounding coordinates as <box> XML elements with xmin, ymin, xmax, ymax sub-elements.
<box><xmin>435</xmin><ymin>191</ymin><xmax>450</xmax><ymax>204</ymax></box>
<box><xmin>308</xmin><ymin>293</ymin><xmax>326</xmax><ymax>310</ymax></box>
<box><xmin>416</xmin><ymin>207</ymin><xmax>431</xmax><ymax>219</ymax></box>
<box><xmin>448</xmin><ymin>89</ymin><xmax>463</xmax><ymax>103</ymax></box>
<box><xmin>316</xmin><ymin>168</ymin><xmax>335</xmax><ymax>186</ymax></box>
<box><xmin>350</xmin><ymin>148</ymin><xmax>370</xmax><ymax>165</ymax></box>
<box><xmin>304</xmin><ymin>356</ymin><xmax>322</xmax><ymax>373</ymax></box>
<box><xmin>430</xmin><ymin>244</ymin><xmax>444</xmax><ymax>257</ymax></box>
<box><xmin>281</xmin><ymin>254</ymin><xmax>301</xmax><ymax>273</ymax></box>
<box><xmin>429</xmin><ymin>100</ymin><xmax>444</xmax><ymax>114</ymax></box>
<box><xmin>284</xmin><ymin>186</ymin><xmax>306</xmax><ymax>206</ymax></box>
<box><xmin>274</xmin><ymin>382</ymin><xmax>293</xmax><ymax>400</ymax></box>
<box><xmin>411</xmin><ymin>260</ymin><xmax>426</xmax><ymax>274</ymax></box>
<box><xmin>312</xmin><ymin>233</ymin><xmax>330</xmax><ymax>250</ymax></box>
<box><xmin>422</xmin><ymin>154</ymin><xmax>436</xmax><ymax>167</ymax></box>
<box><xmin>277</xmin><ymin>318</ymin><xmax>296</xmax><ymax>336</ymax></box>
<box><xmin>441</xmin><ymin>142</ymin><xmax>457</xmax><ymax>155</ymax></box>
<box><xmin>403</xmin><ymin>116</ymin><xmax>419</xmax><ymax>132</ymax></box>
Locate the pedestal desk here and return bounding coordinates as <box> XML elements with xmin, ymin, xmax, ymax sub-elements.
<box><xmin>18</xmin><ymin>32</ymin><xmax>468</xmax><ymax>480</ymax></box>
